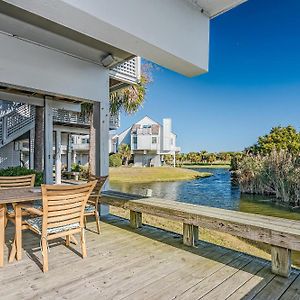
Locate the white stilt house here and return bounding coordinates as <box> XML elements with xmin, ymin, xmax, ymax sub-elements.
<box><xmin>0</xmin><ymin>0</ymin><xmax>246</xmax><ymax>184</ymax></box>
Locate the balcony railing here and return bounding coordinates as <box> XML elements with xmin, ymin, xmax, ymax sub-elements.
<box><xmin>110</xmin><ymin>57</ymin><xmax>141</xmax><ymax>90</ymax></box>
<box><xmin>53</xmin><ymin>109</ymin><xmax>120</xmax><ymax>130</ymax></box>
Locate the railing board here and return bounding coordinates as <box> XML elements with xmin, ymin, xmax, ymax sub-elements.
<box><xmin>100</xmin><ymin>191</ymin><xmax>300</xmax><ymax>252</ymax></box>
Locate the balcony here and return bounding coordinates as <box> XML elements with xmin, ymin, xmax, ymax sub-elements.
<box><xmin>53</xmin><ymin>109</ymin><xmax>120</xmax><ymax>131</ymax></box>
<box><xmin>110</xmin><ymin>57</ymin><xmax>141</xmax><ymax>92</ymax></box>
<box><xmin>71</xmin><ymin>143</ymin><xmax>89</xmax><ymax>151</ymax></box>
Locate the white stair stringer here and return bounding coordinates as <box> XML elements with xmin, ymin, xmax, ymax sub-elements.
<box><xmin>0</xmin><ymin>104</ymin><xmax>35</xmax><ymax>148</ymax></box>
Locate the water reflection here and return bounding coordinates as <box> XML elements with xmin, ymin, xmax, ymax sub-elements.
<box><xmin>109</xmin><ymin>167</ymin><xmax>300</xmax><ymax>219</ymax></box>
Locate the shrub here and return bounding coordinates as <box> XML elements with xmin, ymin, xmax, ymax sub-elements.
<box><xmin>0</xmin><ymin>166</ymin><xmax>43</xmax><ymax>186</ymax></box>
<box><xmin>236</xmin><ymin>150</ymin><xmax>300</xmax><ymax>206</ymax></box>
<box><xmin>109</xmin><ymin>154</ymin><xmax>122</xmax><ymax>167</ymax></box>
<box><xmin>79</xmin><ymin>164</ymin><xmax>89</xmax><ymax>180</ymax></box>
<box><xmin>71</xmin><ymin>163</ymin><xmax>80</xmax><ymax>172</ymax></box>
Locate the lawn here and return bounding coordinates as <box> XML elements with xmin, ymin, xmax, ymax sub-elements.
<box><xmin>109</xmin><ymin>166</ymin><xmax>212</xmax><ymax>183</ymax></box>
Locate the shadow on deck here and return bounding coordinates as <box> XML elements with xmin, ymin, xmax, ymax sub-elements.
<box><xmin>1</xmin><ymin>215</ymin><xmax>299</xmax><ymax>300</ymax></box>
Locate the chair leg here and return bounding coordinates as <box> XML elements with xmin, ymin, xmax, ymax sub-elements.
<box><xmin>70</xmin><ymin>235</ymin><xmax>78</xmax><ymax>245</ymax></box>
<box><xmin>84</xmin><ymin>216</ymin><xmax>87</xmax><ymax>229</ymax></box>
<box><xmin>80</xmin><ymin>228</ymin><xmax>87</xmax><ymax>258</ymax></box>
<box><xmin>66</xmin><ymin>235</ymin><xmax>70</xmax><ymax>247</ymax></box>
<box><xmin>95</xmin><ymin>211</ymin><xmax>100</xmax><ymax>234</ymax></box>
<box><xmin>8</xmin><ymin>239</ymin><xmax>16</xmax><ymax>263</ymax></box>
<box><xmin>4</xmin><ymin>214</ymin><xmax>8</xmax><ymax>229</ymax></box>
<box><xmin>41</xmin><ymin>238</ymin><xmax>49</xmax><ymax>273</ymax></box>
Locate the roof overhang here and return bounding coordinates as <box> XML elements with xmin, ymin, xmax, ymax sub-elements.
<box><xmin>184</xmin><ymin>0</ymin><xmax>247</xmax><ymax>18</ymax></box>
<box><xmin>0</xmin><ymin>0</ymin><xmax>246</xmax><ymax>77</ymax></box>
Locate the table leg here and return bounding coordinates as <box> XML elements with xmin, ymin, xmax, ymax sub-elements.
<box><xmin>0</xmin><ymin>204</ymin><xmax>5</xmax><ymax>267</ymax></box>
<box><xmin>15</xmin><ymin>205</ymin><xmax>22</xmax><ymax>261</ymax></box>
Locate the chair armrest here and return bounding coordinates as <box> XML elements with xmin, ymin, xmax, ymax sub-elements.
<box><xmin>20</xmin><ymin>204</ymin><xmax>43</xmax><ymax>216</ymax></box>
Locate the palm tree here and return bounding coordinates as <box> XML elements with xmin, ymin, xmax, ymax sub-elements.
<box><xmin>33</xmin><ymin>106</ymin><xmax>44</xmax><ymax>171</ymax></box>
<box><xmin>118</xmin><ymin>144</ymin><xmax>132</xmax><ymax>165</ymax></box>
<box><xmin>84</xmin><ymin>70</ymin><xmax>150</xmax><ymax>174</ymax></box>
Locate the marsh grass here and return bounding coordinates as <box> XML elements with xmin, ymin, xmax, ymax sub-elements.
<box><xmin>236</xmin><ymin>150</ymin><xmax>300</xmax><ymax>207</ymax></box>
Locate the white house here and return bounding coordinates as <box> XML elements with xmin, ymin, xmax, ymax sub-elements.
<box><xmin>112</xmin><ymin>116</ymin><xmax>180</xmax><ymax>167</ymax></box>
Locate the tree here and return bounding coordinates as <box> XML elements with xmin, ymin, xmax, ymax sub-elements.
<box><xmin>207</xmin><ymin>153</ymin><xmax>216</xmax><ymax>164</ymax></box>
<box><xmin>249</xmin><ymin>126</ymin><xmax>300</xmax><ymax>155</ymax></box>
<box><xmin>118</xmin><ymin>144</ymin><xmax>132</xmax><ymax>165</ymax></box>
<box><xmin>83</xmin><ymin>63</ymin><xmax>151</xmax><ymax>174</ymax></box>
<box><xmin>33</xmin><ymin>106</ymin><xmax>44</xmax><ymax>172</ymax></box>
<box><xmin>109</xmin><ymin>153</ymin><xmax>122</xmax><ymax>167</ymax></box>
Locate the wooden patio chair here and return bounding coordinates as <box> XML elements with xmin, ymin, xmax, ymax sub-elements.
<box><xmin>24</xmin><ymin>181</ymin><xmax>96</xmax><ymax>272</ymax></box>
<box><xmin>85</xmin><ymin>174</ymin><xmax>108</xmax><ymax>234</ymax></box>
<box><xmin>0</xmin><ymin>174</ymin><xmax>42</xmax><ymax>228</ymax></box>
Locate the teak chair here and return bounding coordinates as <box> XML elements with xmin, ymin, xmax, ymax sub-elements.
<box><xmin>85</xmin><ymin>174</ymin><xmax>108</xmax><ymax>234</ymax></box>
<box><xmin>25</xmin><ymin>181</ymin><xmax>96</xmax><ymax>272</ymax></box>
<box><xmin>0</xmin><ymin>174</ymin><xmax>39</xmax><ymax>227</ymax></box>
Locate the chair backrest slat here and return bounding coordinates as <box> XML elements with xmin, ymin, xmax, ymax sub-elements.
<box><xmin>88</xmin><ymin>174</ymin><xmax>108</xmax><ymax>203</ymax></box>
<box><xmin>41</xmin><ymin>181</ymin><xmax>97</xmax><ymax>236</ymax></box>
<box><xmin>0</xmin><ymin>174</ymin><xmax>35</xmax><ymax>189</ymax></box>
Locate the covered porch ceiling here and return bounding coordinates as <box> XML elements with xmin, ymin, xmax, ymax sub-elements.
<box><xmin>0</xmin><ymin>0</ymin><xmax>247</xmax><ymax>77</ymax></box>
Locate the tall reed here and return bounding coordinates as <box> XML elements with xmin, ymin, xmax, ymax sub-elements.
<box><xmin>235</xmin><ymin>150</ymin><xmax>300</xmax><ymax>207</ymax></box>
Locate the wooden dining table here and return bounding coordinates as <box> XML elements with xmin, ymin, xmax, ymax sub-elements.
<box><xmin>0</xmin><ymin>187</ymin><xmax>41</xmax><ymax>267</ymax></box>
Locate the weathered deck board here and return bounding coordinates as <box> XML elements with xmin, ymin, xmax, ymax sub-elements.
<box><xmin>0</xmin><ymin>215</ymin><xmax>299</xmax><ymax>300</ymax></box>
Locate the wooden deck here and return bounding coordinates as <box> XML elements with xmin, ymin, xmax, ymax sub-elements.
<box><xmin>1</xmin><ymin>215</ymin><xmax>300</xmax><ymax>300</ymax></box>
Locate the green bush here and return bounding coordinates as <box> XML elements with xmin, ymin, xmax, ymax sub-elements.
<box><xmin>0</xmin><ymin>166</ymin><xmax>43</xmax><ymax>186</ymax></box>
<box><xmin>109</xmin><ymin>154</ymin><xmax>122</xmax><ymax>167</ymax></box>
<box><xmin>71</xmin><ymin>163</ymin><xmax>80</xmax><ymax>172</ymax></box>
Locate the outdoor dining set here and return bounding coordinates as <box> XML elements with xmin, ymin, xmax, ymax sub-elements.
<box><xmin>0</xmin><ymin>174</ymin><xmax>107</xmax><ymax>272</ymax></box>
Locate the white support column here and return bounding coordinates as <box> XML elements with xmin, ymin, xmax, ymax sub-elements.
<box><xmin>44</xmin><ymin>97</ymin><xmax>54</xmax><ymax>184</ymax></box>
<box><xmin>72</xmin><ymin>150</ymin><xmax>77</xmax><ymax>164</ymax></box>
<box><xmin>29</xmin><ymin>128</ymin><xmax>35</xmax><ymax>169</ymax></box>
<box><xmin>94</xmin><ymin>73</ymin><xmax>109</xmax><ymax>215</ymax></box>
<box><xmin>67</xmin><ymin>134</ymin><xmax>72</xmax><ymax>172</ymax></box>
<box><xmin>94</xmin><ymin>101</ymin><xmax>109</xmax><ymax>178</ymax></box>
<box><xmin>55</xmin><ymin>130</ymin><xmax>62</xmax><ymax>184</ymax></box>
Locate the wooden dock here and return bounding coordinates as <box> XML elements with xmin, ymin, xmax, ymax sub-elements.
<box><xmin>1</xmin><ymin>215</ymin><xmax>299</xmax><ymax>300</ymax></box>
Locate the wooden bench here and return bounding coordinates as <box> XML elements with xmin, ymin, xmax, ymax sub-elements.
<box><xmin>101</xmin><ymin>190</ymin><xmax>300</xmax><ymax>278</ymax></box>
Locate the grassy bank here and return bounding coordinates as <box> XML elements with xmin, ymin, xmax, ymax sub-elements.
<box><xmin>182</xmin><ymin>164</ymin><xmax>231</xmax><ymax>169</ymax></box>
<box><xmin>109</xmin><ymin>166</ymin><xmax>212</xmax><ymax>183</ymax></box>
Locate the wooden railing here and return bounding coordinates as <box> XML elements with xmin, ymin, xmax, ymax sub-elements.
<box><xmin>101</xmin><ymin>190</ymin><xmax>300</xmax><ymax>278</ymax></box>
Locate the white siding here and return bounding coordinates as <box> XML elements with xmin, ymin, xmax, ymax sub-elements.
<box><xmin>0</xmin><ymin>32</ymin><xmax>108</xmax><ymax>102</ymax></box>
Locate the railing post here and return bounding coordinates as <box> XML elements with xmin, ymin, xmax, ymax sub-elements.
<box><xmin>130</xmin><ymin>211</ymin><xmax>142</xmax><ymax>229</ymax></box>
<box><xmin>183</xmin><ymin>223</ymin><xmax>199</xmax><ymax>247</ymax></box>
<box><xmin>2</xmin><ymin>115</ymin><xmax>7</xmax><ymax>145</ymax></box>
<box><xmin>67</xmin><ymin>134</ymin><xmax>72</xmax><ymax>172</ymax></box>
<box><xmin>29</xmin><ymin>128</ymin><xmax>35</xmax><ymax>169</ymax></box>
<box><xmin>55</xmin><ymin>130</ymin><xmax>62</xmax><ymax>184</ymax></box>
<box><xmin>271</xmin><ymin>245</ymin><xmax>291</xmax><ymax>277</ymax></box>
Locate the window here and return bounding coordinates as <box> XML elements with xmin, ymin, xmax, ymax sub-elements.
<box><xmin>133</xmin><ymin>137</ymin><xmax>137</xmax><ymax>144</ymax></box>
<box><xmin>152</xmin><ymin>137</ymin><xmax>157</xmax><ymax>144</ymax></box>
<box><xmin>170</xmin><ymin>138</ymin><xmax>174</xmax><ymax>146</ymax></box>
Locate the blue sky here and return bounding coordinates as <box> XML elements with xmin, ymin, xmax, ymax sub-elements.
<box><xmin>118</xmin><ymin>0</ymin><xmax>300</xmax><ymax>153</ymax></box>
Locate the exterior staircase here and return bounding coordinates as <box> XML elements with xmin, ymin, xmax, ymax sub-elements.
<box><xmin>0</xmin><ymin>103</ymin><xmax>35</xmax><ymax>148</ymax></box>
